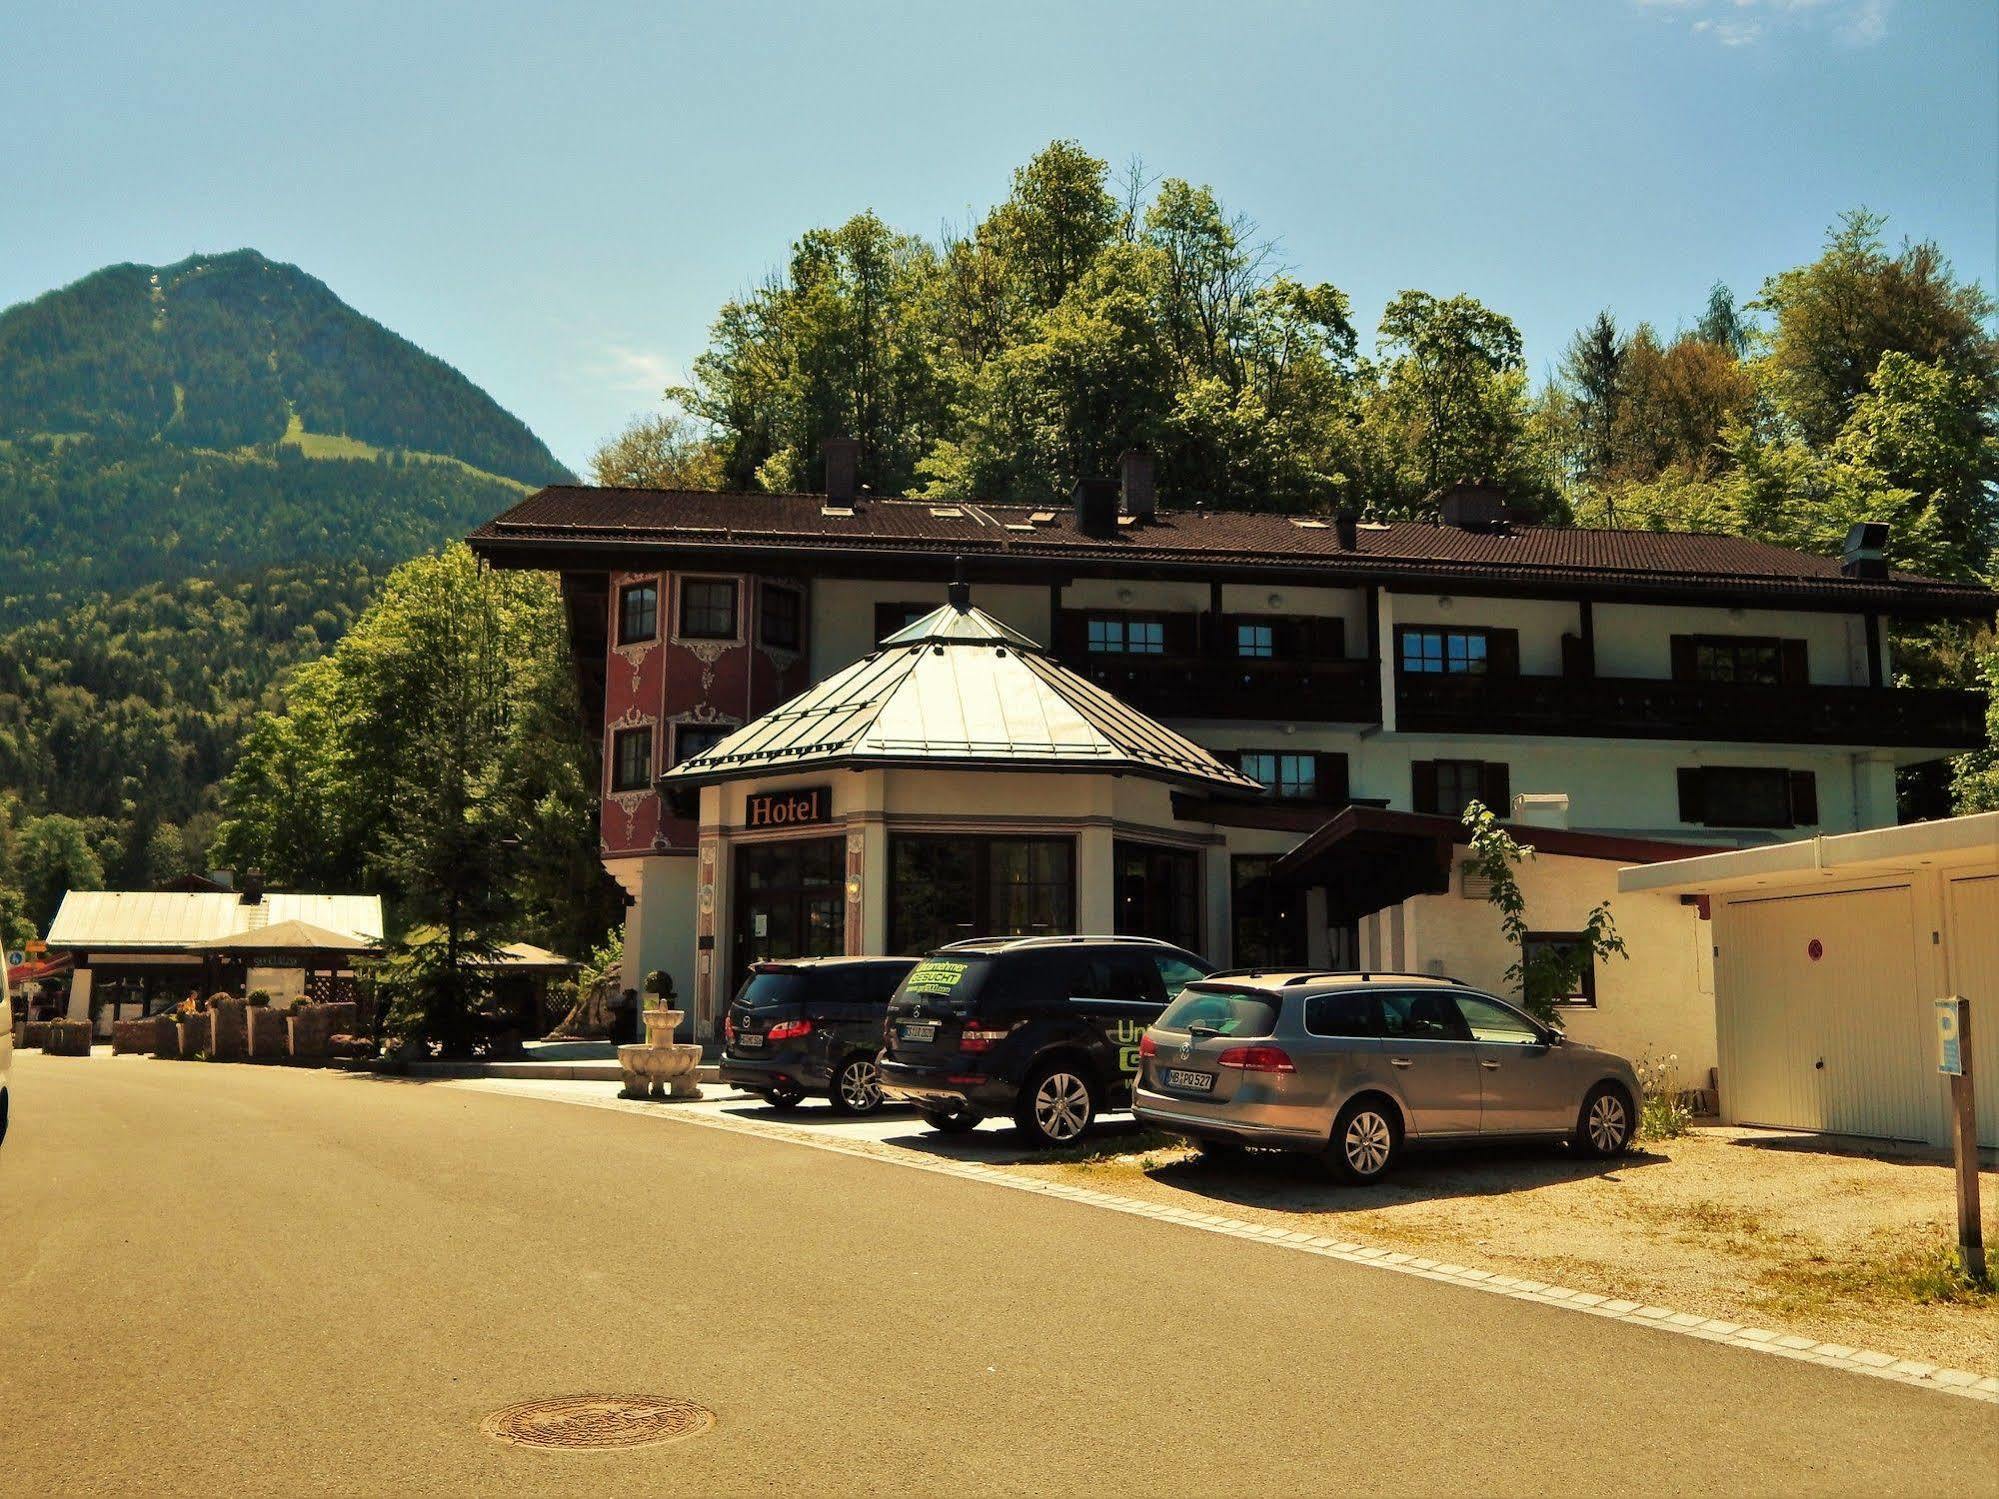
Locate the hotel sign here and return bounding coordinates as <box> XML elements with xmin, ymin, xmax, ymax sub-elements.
<box><xmin>745</xmin><ymin>785</ymin><xmax>832</xmax><ymax>830</ymax></box>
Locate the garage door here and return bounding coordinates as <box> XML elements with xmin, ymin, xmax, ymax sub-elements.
<box><xmin>1944</xmin><ymin>874</ymin><xmax>1999</xmax><ymax>1149</ymax></box>
<box><xmin>1715</xmin><ymin>886</ymin><xmax>1932</xmax><ymax>1142</ymax></box>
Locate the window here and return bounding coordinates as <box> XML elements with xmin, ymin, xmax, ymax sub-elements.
<box><xmin>617</xmin><ymin>581</ymin><xmax>658</xmax><ymax>645</ymax></box>
<box><xmin>1678</xmin><ymin>766</ymin><xmax>1816</xmax><ymax>829</ymax></box>
<box><xmin>610</xmin><ymin>727</ymin><xmax>652</xmax><ymax>792</ymax></box>
<box><xmin>1378</xmin><ymin>991</ymin><xmax>1471</xmax><ymax>1042</ymax></box>
<box><xmin>1153</xmin><ymin>955</ymin><xmax>1209</xmax><ymax>1002</ymax></box>
<box><xmin>1157</xmin><ymin>986</ymin><xmax>1280</xmax><ymax>1037</ymax></box>
<box><xmin>1087</xmin><ymin>616</ymin><xmax>1165</xmax><ymax>654</ymax></box>
<box><xmin>1115</xmin><ymin>840</ymin><xmax>1201</xmax><ymax>952</ymax></box>
<box><xmin>731</xmin><ymin>837</ymin><xmax>845</xmax><ymax>992</ymax></box>
<box><xmin>1305</xmin><ymin>992</ymin><xmax>1379</xmax><ymax>1038</ymax></box>
<box><xmin>888</xmin><ymin>835</ymin><xmax>1075</xmax><ymax>955</ymax></box>
<box><xmin>759</xmin><ymin>585</ymin><xmax>802</xmax><ymax>651</ymax></box>
<box><xmin>678</xmin><ymin>578</ymin><xmax>738</xmax><ymax>640</ymax></box>
<box><xmin>1454</xmin><ymin>992</ymin><xmax>1547</xmax><ymax>1041</ymax></box>
<box><xmin>672</xmin><ymin>722</ymin><xmax>732</xmax><ymax>765</ymax></box>
<box><xmin>1236</xmin><ymin>622</ymin><xmax>1274</xmax><ymax>659</ymax></box>
<box><xmin>1520</xmin><ymin>934</ymin><xmax>1596</xmax><ymax>1008</ymax></box>
<box><xmin>1673</xmin><ymin>634</ymin><xmax>1805</xmax><ymax>687</ymax></box>
<box><xmin>1413</xmin><ymin>759</ymin><xmax>1508</xmax><ymax>818</ymax></box>
<box><xmin>1238</xmin><ymin>751</ymin><xmax>1344</xmax><ymax>804</ymax></box>
<box><xmin>1400</xmin><ymin>627</ymin><xmax>1486</xmax><ymax>675</ymax></box>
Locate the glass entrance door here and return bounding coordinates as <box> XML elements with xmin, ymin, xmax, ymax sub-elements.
<box><xmin>731</xmin><ymin>837</ymin><xmax>846</xmax><ymax>993</ymax></box>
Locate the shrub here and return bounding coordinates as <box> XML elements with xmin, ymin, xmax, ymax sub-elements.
<box><xmin>1636</xmin><ymin>1051</ymin><xmax>1693</xmax><ymax>1140</ymax></box>
<box><xmin>246</xmin><ymin>990</ymin><xmax>271</xmax><ymax>1007</ymax></box>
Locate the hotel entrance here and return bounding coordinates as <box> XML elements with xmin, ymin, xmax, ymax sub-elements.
<box><xmin>730</xmin><ymin>836</ymin><xmax>845</xmax><ymax>993</ymax></box>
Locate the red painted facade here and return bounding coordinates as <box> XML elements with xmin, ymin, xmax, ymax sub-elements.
<box><xmin>599</xmin><ymin>570</ymin><xmax>811</xmax><ymax>859</ymax></box>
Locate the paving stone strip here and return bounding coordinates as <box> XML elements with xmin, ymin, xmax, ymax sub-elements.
<box><xmin>454</xmin><ymin>1080</ymin><xmax>1999</xmax><ymax>1406</ymax></box>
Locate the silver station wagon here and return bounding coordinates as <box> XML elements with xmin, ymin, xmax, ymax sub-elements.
<box><xmin>1132</xmin><ymin>972</ymin><xmax>1642</xmax><ymax>1184</ymax></box>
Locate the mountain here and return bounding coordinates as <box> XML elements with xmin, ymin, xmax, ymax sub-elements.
<box><xmin>0</xmin><ymin>249</ymin><xmax>572</xmax><ymax>622</ymax></box>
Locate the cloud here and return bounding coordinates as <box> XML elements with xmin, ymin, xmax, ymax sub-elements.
<box><xmin>1634</xmin><ymin>0</ymin><xmax>1892</xmax><ymax>47</ymax></box>
<box><xmin>591</xmin><ymin>343</ymin><xmax>680</xmax><ymax>395</ymax></box>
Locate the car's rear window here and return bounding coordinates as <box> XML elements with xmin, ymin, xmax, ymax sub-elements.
<box><xmin>1156</xmin><ymin>986</ymin><xmax>1279</xmax><ymax>1038</ymax></box>
<box><xmin>734</xmin><ymin>972</ymin><xmax>812</xmax><ymax>1008</ymax></box>
<box><xmin>891</xmin><ymin>955</ymin><xmax>995</xmax><ymax>1009</ymax></box>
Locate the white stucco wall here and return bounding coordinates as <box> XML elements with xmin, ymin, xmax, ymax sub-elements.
<box><xmin>810</xmin><ymin>579</ymin><xmax>1050</xmax><ymax>677</ymax></box>
<box><xmin>1594</xmin><ymin>602</ymin><xmax>1872</xmax><ymax>685</ymax></box>
<box><xmin>1361</xmin><ymin>850</ymin><xmax>1718</xmax><ymax>1088</ymax></box>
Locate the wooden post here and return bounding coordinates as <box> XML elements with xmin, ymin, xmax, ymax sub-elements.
<box><xmin>1942</xmin><ymin>997</ymin><xmax>1985</xmax><ymax>1283</ymax></box>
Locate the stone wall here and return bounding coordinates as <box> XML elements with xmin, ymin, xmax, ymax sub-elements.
<box><xmin>43</xmin><ymin>1019</ymin><xmax>93</xmax><ymax>1056</ymax></box>
<box><xmin>112</xmin><ymin>1017</ymin><xmax>170</xmax><ymax>1054</ymax></box>
<box><xmin>246</xmin><ymin>1007</ymin><xmax>288</xmax><ymax>1061</ymax></box>
<box><xmin>285</xmin><ymin>1002</ymin><xmax>357</xmax><ymax>1061</ymax></box>
<box><xmin>209</xmin><ymin>998</ymin><xmax>250</xmax><ymax>1062</ymax></box>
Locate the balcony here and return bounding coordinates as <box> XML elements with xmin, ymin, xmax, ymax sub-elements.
<box><xmin>1395</xmin><ymin>672</ymin><xmax>1989</xmax><ymax>749</ymax></box>
<box><xmin>1069</xmin><ymin>655</ymin><xmax>1382</xmax><ymax>723</ymax></box>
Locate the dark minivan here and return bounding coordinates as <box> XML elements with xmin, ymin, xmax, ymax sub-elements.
<box><xmin>877</xmin><ymin>937</ymin><xmax>1213</xmax><ymax>1148</ymax></box>
<box><xmin>720</xmin><ymin>957</ymin><xmax>919</xmax><ymax>1114</ymax></box>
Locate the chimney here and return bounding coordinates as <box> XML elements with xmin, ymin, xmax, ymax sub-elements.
<box><xmin>1119</xmin><ymin>449</ymin><xmax>1156</xmax><ymax>521</ymax></box>
<box><xmin>948</xmin><ymin>554</ymin><xmax>971</xmax><ymax>610</ymax></box>
<box><xmin>1072</xmin><ymin>477</ymin><xmax>1120</xmax><ymax>538</ymax></box>
<box><xmin>239</xmin><ymin>868</ymin><xmax>265</xmax><ymax>906</ymax></box>
<box><xmin>822</xmin><ymin>436</ymin><xmax>860</xmax><ymax>506</ymax></box>
<box><xmin>1511</xmin><ymin>792</ymin><xmax>1569</xmax><ymax>830</ymax></box>
<box><xmin>1437</xmin><ymin>480</ymin><xmax>1509</xmax><ymax>530</ymax></box>
<box><xmin>1841</xmin><ymin>520</ymin><xmax>1890</xmax><ymax>579</ymax></box>
<box><xmin>1334</xmin><ymin>513</ymin><xmax>1359</xmax><ymax>550</ymax></box>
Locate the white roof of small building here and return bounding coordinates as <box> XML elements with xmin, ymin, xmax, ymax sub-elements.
<box><xmin>1618</xmin><ymin>811</ymin><xmax>1999</xmax><ymax>897</ymax></box>
<box><xmin>46</xmin><ymin>891</ymin><xmax>386</xmax><ymax>953</ymax></box>
<box><xmin>661</xmin><ymin>591</ymin><xmax>1260</xmax><ymax>795</ymax></box>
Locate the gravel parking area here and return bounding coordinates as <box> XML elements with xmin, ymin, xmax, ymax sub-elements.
<box><xmin>1011</xmin><ymin>1126</ymin><xmax>1999</xmax><ymax>1377</ymax></box>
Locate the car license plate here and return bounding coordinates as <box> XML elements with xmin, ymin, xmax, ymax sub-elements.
<box><xmin>1166</xmin><ymin>1068</ymin><xmax>1213</xmax><ymax>1092</ymax></box>
<box><xmin>899</xmin><ymin>1022</ymin><xmax>937</xmax><ymax>1043</ymax></box>
<box><xmin>735</xmin><ymin>1033</ymin><xmax>763</xmax><ymax>1049</ymax></box>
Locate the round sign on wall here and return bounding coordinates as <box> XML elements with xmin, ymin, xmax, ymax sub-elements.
<box><xmin>1807</xmin><ymin>938</ymin><xmax>1824</xmax><ymax>961</ymax></box>
<box><xmin>5</xmin><ymin>949</ymin><xmax>22</xmax><ymax>968</ymax></box>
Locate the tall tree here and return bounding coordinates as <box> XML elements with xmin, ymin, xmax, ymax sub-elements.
<box><xmin>1369</xmin><ymin>291</ymin><xmax>1529</xmax><ymax>506</ymax></box>
<box><xmin>1695</xmin><ymin>281</ymin><xmax>1753</xmax><ymax>359</ymax></box>
<box><xmin>1560</xmin><ymin>311</ymin><xmax>1625</xmax><ymax>485</ymax></box>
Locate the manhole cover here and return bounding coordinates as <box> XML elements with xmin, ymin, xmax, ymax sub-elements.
<box><xmin>481</xmin><ymin>1395</ymin><xmax>715</xmax><ymax>1451</ymax></box>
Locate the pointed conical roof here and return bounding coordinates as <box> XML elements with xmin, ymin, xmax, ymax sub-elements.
<box><xmin>661</xmin><ymin>591</ymin><xmax>1258</xmax><ymax>794</ymax></box>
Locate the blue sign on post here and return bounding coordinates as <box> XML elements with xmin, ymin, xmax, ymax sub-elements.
<box><xmin>1936</xmin><ymin>997</ymin><xmax>1964</xmax><ymax>1076</ymax></box>
<box><xmin>4</xmin><ymin>950</ymin><xmax>22</xmax><ymax>969</ymax></box>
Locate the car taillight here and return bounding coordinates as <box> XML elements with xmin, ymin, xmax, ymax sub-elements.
<box><xmin>1217</xmin><ymin>1044</ymin><xmax>1295</xmax><ymax>1074</ymax></box>
<box><xmin>959</xmin><ymin>1023</ymin><xmax>1011</xmax><ymax>1053</ymax></box>
<box><xmin>723</xmin><ymin>1014</ymin><xmax>735</xmax><ymax>1042</ymax></box>
<box><xmin>1138</xmin><ymin>1033</ymin><xmax>1157</xmax><ymax>1058</ymax></box>
<box><xmin>767</xmin><ymin>1019</ymin><xmax>812</xmax><ymax>1041</ymax></box>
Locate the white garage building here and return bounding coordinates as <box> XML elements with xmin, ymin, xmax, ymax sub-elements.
<box><xmin>1620</xmin><ymin>813</ymin><xmax>1999</xmax><ymax>1150</ymax></box>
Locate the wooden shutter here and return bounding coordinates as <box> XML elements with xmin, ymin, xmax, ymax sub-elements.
<box><xmin>1670</xmin><ymin>635</ymin><xmax>1698</xmax><ymax>682</ymax></box>
<box><xmin>1308</xmin><ymin>616</ymin><xmax>1347</xmax><ymax>660</ymax></box>
<box><xmin>1677</xmin><ymin>767</ymin><xmax>1706</xmax><ymax>824</ymax></box>
<box><xmin>1560</xmin><ymin>632</ymin><xmax>1589</xmax><ymax>679</ymax></box>
<box><xmin>1485</xmin><ymin>628</ymin><xmax>1521</xmax><ymax>677</ymax></box>
<box><xmin>1780</xmin><ymin>639</ymin><xmax>1810</xmax><ymax>685</ymax></box>
<box><xmin>1318</xmin><ymin>753</ymin><xmax>1350</xmax><ymax>806</ymax></box>
<box><xmin>1480</xmin><ymin>761</ymin><xmax>1512</xmax><ymax>816</ymax></box>
<box><xmin>1050</xmin><ymin>609</ymin><xmax>1088</xmax><ymax>659</ymax></box>
<box><xmin>1411</xmin><ymin>760</ymin><xmax>1439</xmax><ymax>815</ymax></box>
<box><xmin>1788</xmin><ymin>770</ymin><xmax>1819</xmax><ymax>826</ymax></box>
<box><xmin>1163</xmin><ymin>612</ymin><xmax>1199</xmax><ymax>656</ymax></box>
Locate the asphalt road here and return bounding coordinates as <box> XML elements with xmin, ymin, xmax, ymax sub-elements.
<box><xmin>3</xmin><ymin>1054</ymin><xmax>1995</xmax><ymax>1497</ymax></box>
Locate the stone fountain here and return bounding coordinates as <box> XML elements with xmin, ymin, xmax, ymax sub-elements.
<box><xmin>618</xmin><ymin>973</ymin><xmax>702</xmax><ymax>1101</ymax></box>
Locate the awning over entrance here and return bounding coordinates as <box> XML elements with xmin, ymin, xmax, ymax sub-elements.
<box><xmin>1275</xmin><ymin>806</ymin><xmax>1724</xmax><ymax>923</ymax></box>
<box><xmin>661</xmin><ymin>580</ymin><xmax>1260</xmax><ymax>796</ymax></box>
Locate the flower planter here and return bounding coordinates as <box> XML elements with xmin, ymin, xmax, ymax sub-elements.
<box><xmin>246</xmin><ymin>1007</ymin><xmax>288</xmax><ymax>1061</ymax></box>
<box><xmin>112</xmin><ymin>1017</ymin><xmax>168</xmax><ymax>1055</ymax></box>
<box><xmin>284</xmin><ymin>1002</ymin><xmax>355</xmax><ymax>1062</ymax></box>
<box><xmin>43</xmin><ymin>1019</ymin><xmax>93</xmax><ymax>1056</ymax></box>
<box><xmin>21</xmin><ymin>1020</ymin><xmax>51</xmax><ymax>1050</ymax></box>
<box><xmin>209</xmin><ymin>998</ymin><xmax>249</xmax><ymax>1062</ymax></box>
<box><xmin>174</xmin><ymin>1015</ymin><xmax>208</xmax><ymax>1059</ymax></box>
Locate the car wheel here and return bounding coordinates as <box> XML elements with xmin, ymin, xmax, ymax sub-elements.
<box><xmin>920</xmin><ymin>1107</ymin><xmax>979</xmax><ymax>1134</ymax></box>
<box><xmin>1327</xmin><ymin>1096</ymin><xmax>1400</xmax><ymax>1185</ymax></box>
<box><xmin>1575</xmin><ymin>1083</ymin><xmax>1634</xmax><ymax>1158</ymax></box>
<box><xmin>762</xmin><ymin>1085</ymin><xmax>805</xmax><ymax>1113</ymax></box>
<box><xmin>1017</xmin><ymin>1062</ymin><xmax>1097</xmax><ymax>1149</ymax></box>
<box><xmin>828</xmin><ymin>1054</ymin><xmax>883</xmax><ymax>1116</ymax></box>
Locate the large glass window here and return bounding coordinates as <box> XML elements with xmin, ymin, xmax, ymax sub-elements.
<box><xmin>1699</xmin><ymin>767</ymin><xmax>1793</xmax><ymax>828</ymax></box>
<box><xmin>1693</xmin><ymin>638</ymin><xmax>1783</xmax><ymax>685</ymax></box>
<box><xmin>617</xmin><ymin>581</ymin><xmax>658</xmax><ymax>645</ymax></box>
<box><xmin>1231</xmin><ymin>855</ymin><xmax>1306</xmax><ymax>970</ymax></box>
<box><xmin>1521</xmin><ymin>933</ymin><xmax>1596</xmax><ymax>1007</ymax></box>
<box><xmin>678</xmin><ymin>578</ymin><xmax>738</xmax><ymax>640</ymax></box>
<box><xmin>610</xmin><ymin>727</ymin><xmax>651</xmax><ymax>792</ymax></box>
<box><xmin>1422</xmin><ymin>760</ymin><xmax>1487</xmax><ymax>817</ymax></box>
<box><xmin>759</xmin><ymin>585</ymin><xmax>803</xmax><ymax>651</ymax></box>
<box><xmin>889</xmin><ymin>835</ymin><xmax>1076</xmax><ymax>955</ymax></box>
<box><xmin>1235</xmin><ymin>622</ymin><xmax>1274</xmax><ymax>659</ymax></box>
<box><xmin>1399</xmin><ymin>627</ymin><xmax>1487</xmax><ymax>675</ymax></box>
<box><xmin>1086</xmin><ymin>616</ymin><xmax>1165</xmax><ymax>655</ymax></box>
<box><xmin>1114</xmin><ymin>840</ymin><xmax>1201</xmax><ymax>952</ymax></box>
<box><xmin>1241</xmin><ymin>752</ymin><xmax>1320</xmax><ymax>801</ymax></box>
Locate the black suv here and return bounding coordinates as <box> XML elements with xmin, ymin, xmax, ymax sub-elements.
<box><xmin>720</xmin><ymin>957</ymin><xmax>919</xmax><ymax>1114</ymax></box>
<box><xmin>877</xmin><ymin>937</ymin><xmax>1214</xmax><ymax>1148</ymax></box>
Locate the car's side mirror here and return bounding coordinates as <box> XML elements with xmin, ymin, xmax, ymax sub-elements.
<box><xmin>1542</xmin><ymin>1027</ymin><xmax>1566</xmax><ymax>1046</ymax></box>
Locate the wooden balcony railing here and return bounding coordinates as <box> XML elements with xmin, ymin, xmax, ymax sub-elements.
<box><xmin>1067</xmin><ymin>655</ymin><xmax>1382</xmax><ymax>723</ymax></box>
<box><xmin>1395</xmin><ymin>673</ymin><xmax>1989</xmax><ymax>749</ymax></box>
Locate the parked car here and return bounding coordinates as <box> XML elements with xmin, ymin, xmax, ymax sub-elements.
<box><xmin>719</xmin><ymin>957</ymin><xmax>919</xmax><ymax>1114</ymax></box>
<box><xmin>878</xmin><ymin>936</ymin><xmax>1215</xmax><ymax>1148</ymax></box>
<box><xmin>1132</xmin><ymin>972</ymin><xmax>1641</xmax><ymax>1184</ymax></box>
<box><xmin>1</xmin><ymin>960</ymin><xmax>11</xmax><ymax>1147</ymax></box>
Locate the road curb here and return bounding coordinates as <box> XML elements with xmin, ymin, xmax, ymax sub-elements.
<box><xmin>463</xmin><ymin>1079</ymin><xmax>1999</xmax><ymax>1407</ymax></box>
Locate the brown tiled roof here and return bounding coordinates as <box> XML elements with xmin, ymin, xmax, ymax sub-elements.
<box><xmin>468</xmin><ymin>487</ymin><xmax>1996</xmax><ymax>615</ymax></box>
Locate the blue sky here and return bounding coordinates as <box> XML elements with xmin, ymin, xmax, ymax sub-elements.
<box><xmin>3</xmin><ymin>0</ymin><xmax>1993</xmax><ymax>474</ymax></box>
